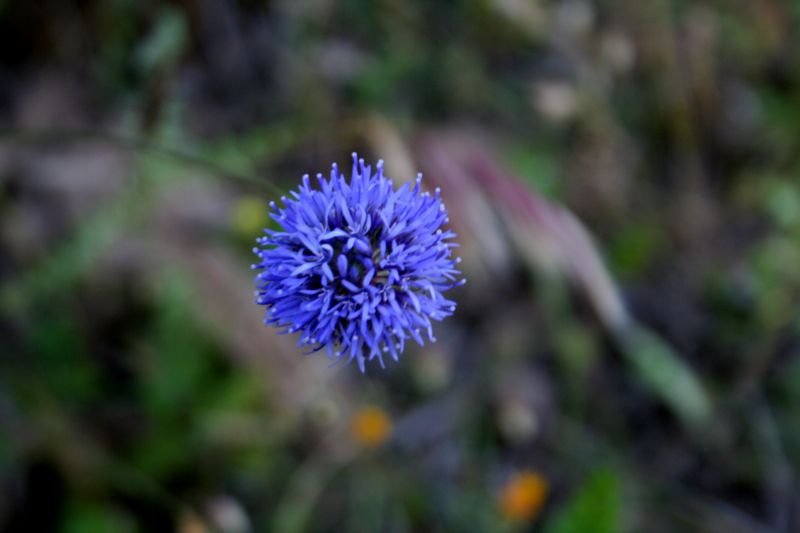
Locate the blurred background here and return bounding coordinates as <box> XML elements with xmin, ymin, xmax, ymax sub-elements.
<box><xmin>1</xmin><ymin>0</ymin><xmax>800</xmax><ymax>531</ymax></box>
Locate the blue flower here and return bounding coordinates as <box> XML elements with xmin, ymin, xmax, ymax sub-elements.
<box><xmin>252</xmin><ymin>153</ymin><xmax>465</xmax><ymax>372</ymax></box>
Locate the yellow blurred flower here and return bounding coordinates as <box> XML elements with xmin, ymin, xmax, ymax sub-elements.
<box><xmin>350</xmin><ymin>406</ymin><xmax>392</xmax><ymax>449</ymax></box>
<box><xmin>498</xmin><ymin>471</ymin><xmax>548</xmax><ymax>522</ymax></box>
<box><xmin>232</xmin><ymin>196</ymin><xmax>267</xmax><ymax>238</ymax></box>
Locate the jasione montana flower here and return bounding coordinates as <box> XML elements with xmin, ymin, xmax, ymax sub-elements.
<box><xmin>252</xmin><ymin>153</ymin><xmax>464</xmax><ymax>371</ymax></box>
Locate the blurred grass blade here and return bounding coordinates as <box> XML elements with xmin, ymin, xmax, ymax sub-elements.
<box><xmin>135</xmin><ymin>6</ymin><xmax>188</xmax><ymax>75</ymax></box>
<box><xmin>619</xmin><ymin>326</ymin><xmax>713</xmax><ymax>428</ymax></box>
<box><xmin>0</xmin><ymin>168</ymin><xmax>151</xmax><ymax>314</ymax></box>
<box><xmin>419</xmin><ymin>135</ymin><xmax>714</xmax><ymax>428</ymax></box>
<box><xmin>544</xmin><ymin>468</ymin><xmax>621</xmax><ymax>533</ymax></box>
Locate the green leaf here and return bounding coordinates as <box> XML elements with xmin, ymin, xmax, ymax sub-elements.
<box><xmin>135</xmin><ymin>7</ymin><xmax>188</xmax><ymax>75</ymax></box>
<box><xmin>620</xmin><ymin>326</ymin><xmax>712</xmax><ymax>428</ymax></box>
<box><xmin>504</xmin><ymin>144</ymin><xmax>560</xmax><ymax>200</ymax></box>
<box><xmin>62</xmin><ymin>499</ymin><xmax>135</xmax><ymax>533</ymax></box>
<box><xmin>609</xmin><ymin>223</ymin><xmax>660</xmax><ymax>278</ymax></box>
<box><xmin>765</xmin><ymin>180</ymin><xmax>800</xmax><ymax>229</ymax></box>
<box><xmin>545</xmin><ymin>469</ymin><xmax>621</xmax><ymax>533</ymax></box>
<box><xmin>27</xmin><ymin>312</ymin><xmax>97</xmax><ymax>404</ymax></box>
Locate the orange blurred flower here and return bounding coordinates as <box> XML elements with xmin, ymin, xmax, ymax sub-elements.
<box><xmin>350</xmin><ymin>406</ymin><xmax>392</xmax><ymax>448</ymax></box>
<box><xmin>498</xmin><ymin>471</ymin><xmax>548</xmax><ymax>522</ymax></box>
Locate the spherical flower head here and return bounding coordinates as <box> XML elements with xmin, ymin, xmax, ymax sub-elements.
<box><xmin>252</xmin><ymin>153</ymin><xmax>465</xmax><ymax>372</ymax></box>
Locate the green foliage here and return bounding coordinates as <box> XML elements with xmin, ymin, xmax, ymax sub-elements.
<box><xmin>545</xmin><ymin>469</ymin><xmax>621</xmax><ymax>533</ymax></box>
<box><xmin>26</xmin><ymin>311</ymin><xmax>96</xmax><ymax>405</ymax></box>
<box><xmin>609</xmin><ymin>223</ymin><xmax>660</xmax><ymax>278</ymax></box>
<box><xmin>764</xmin><ymin>180</ymin><xmax>800</xmax><ymax>229</ymax></box>
<box><xmin>135</xmin><ymin>6</ymin><xmax>188</xmax><ymax>76</ymax></box>
<box><xmin>0</xmin><ymin>176</ymin><xmax>147</xmax><ymax>315</ymax></box>
<box><xmin>771</xmin><ymin>357</ymin><xmax>800</xmax><ymax>468</ymax></box>
<box><xmin>131</xmin><ymin>271</ymin><xmax>230</xmax><ymax>478</ymax></box>
<box><xmin>620</xmin><ymin>326</ymin><xmax>713</xmax><ymax>429</ymax></box>
<box><xmin>94</xmin><ymin>0</ymin><xmax>143</xmax><ymax>93</ymax></box>
<box><xmin>505</xmin><ymin>144</ymin><xmax>561</xmax><ymax>200</ymax></box>
<box><xmin>61</xmin><ymin>499</ymin><xmax>135</xmax><ymax>533</ymax></box>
